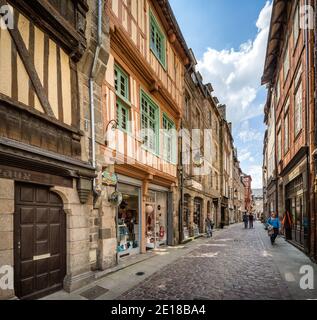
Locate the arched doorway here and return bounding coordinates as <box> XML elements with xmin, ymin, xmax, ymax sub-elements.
<box><xmin>14</xmin><ymin>183</ymin><xmax>66</xmax><ymax>300</ymax></box>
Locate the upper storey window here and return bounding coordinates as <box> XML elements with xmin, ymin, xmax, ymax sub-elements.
<box><xmin>150</xmin><ymin>12</ymin><xmax>166</xmax><ymax>68</ymax></box>
<box><xmin>114</xmin><ymin>65</ymin><xmax>129</xmax><ymax>102</ymax></box>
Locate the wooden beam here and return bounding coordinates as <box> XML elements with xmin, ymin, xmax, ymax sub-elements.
<box><xmin>0</xmin><ymin>0</ymin><xmax>55</xmax><ymax>117</ymax></box>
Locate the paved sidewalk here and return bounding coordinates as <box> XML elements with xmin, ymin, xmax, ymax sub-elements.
<box><xmin>43</xmin><ymin>234</ymin><xmax>212</xmax><ymax>300</ymax></box>
<box><xmin>44</xmin><ymin>222</ymin><xmax>317</xmax><ymax>300</ymax></box>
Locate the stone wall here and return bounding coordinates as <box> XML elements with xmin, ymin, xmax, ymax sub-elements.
<box><xmin>52</xmin><ymin>183</ymin><xmax>94</xmax><ymax>292</ymax></box>
<box><xmin>76</xmin><ymin>0</ymin><xmax>110</xmax><ymax>273</ymax></box>
<box><xmin>0</xmin><ymin>178</ymin><xmax>14</xmax><ymax>300</ymax></box>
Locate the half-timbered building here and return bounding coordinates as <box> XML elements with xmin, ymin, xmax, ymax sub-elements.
<box><xmin>0</xmin><ymin>0</ymin><xmax>109</xmax><ymax>299</ymax></box>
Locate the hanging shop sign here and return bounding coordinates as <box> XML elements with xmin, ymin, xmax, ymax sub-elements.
<box><xmin>102</xmin><ymin>170</ymin><xmax>118</xmax><ymax>186</ymax></box>
<box><xmin>109</xmin><ymin>191</ymin><xmax>123</xmax><ymax>206</ymax></box>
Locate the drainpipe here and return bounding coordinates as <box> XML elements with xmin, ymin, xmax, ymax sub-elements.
<box><xmin>89</xmin><ymin>0</ymin><xmax>103</xmax><ymax>190</ymax></box>
<box><xmin>304</xmin><ymin>0</ymin><xmax>311</xmax><ymax>254</ymax></box>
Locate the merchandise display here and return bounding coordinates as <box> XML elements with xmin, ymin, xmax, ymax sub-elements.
<box><xmin>145</xmin><ymin>191</ymin><xmax>167</xmax><ymax>249</ymax></box>
<box><xmin>116</xmin><ymin>184</ymin><xmax>140</xmax><ymax>257</ymax></box>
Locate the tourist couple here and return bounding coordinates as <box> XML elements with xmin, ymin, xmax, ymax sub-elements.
<box><xmin>242</xmin><ymin>212</ymin><xmax>254</xmax><ymax>229</ymax></box>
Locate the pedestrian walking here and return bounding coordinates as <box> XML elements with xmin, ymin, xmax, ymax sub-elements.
<box><xmin>282</xmin><ymin>210</ymin><xmax>293</xmax><ymax>240</ymax></box>
<box><xmin>248</xmin><ymin>213</ymin><xmax>254</xmax><ymax>229</ymax></box>
<box><xmin>205</xmin><ymin>214</ymin><xmax>214</xmax><ymax>238</ymax></box>
<box><xmin>267</xmin><ymin>212</ymin><xmax>281</xmax><ymax>245</ymax></box>
<box><xmin>242</xmin><ymin>212</ymin><xmax>248</xmax><ymax>229</ymax></box>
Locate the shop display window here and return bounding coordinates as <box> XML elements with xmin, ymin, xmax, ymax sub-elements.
<box><xmin>117</xmin><ymin>184</ymin><xmax>140</xmax><ymax>257</ymax></box>
<box><xmin>145</xmin><ymin>191</ymin><xmax>167</xmax><ymax>249</ymax></box>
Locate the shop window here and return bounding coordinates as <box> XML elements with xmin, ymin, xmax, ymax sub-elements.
<box><xmin>141</xmin><ymin>91</ymin><xmax>159</xmax><ymax>154</ymax></box>
<box><xmin>145</xmin><ymin>191</ymin><xmax>167</xmax><ymax>249</ymax></box>
<box><xmin>117</xmin><ymin>184</ymin><xmax>140</xmax><ymax>257</ymax></box>
<box><xmin>150</xmin><ymin>12</ymin><xmax>166</xmax><ymax>67</ymax></box>
<box><xmin>183</xmin><ymin>195</ymin><xmax>190</xmax><ymax>240</ymax></box>
<box><xmin>193</xmin><ymin>198</ymin><xmax>202</xmax><ymax>235</ymax></box>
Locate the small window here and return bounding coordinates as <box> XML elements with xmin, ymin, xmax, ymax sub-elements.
<box><xmin>294</xmin><ymin>83</ymin><xmax>302</xmax><ymax>137</ymax></box>
<box><xmin>277</xmin><ymin>129</ymin><xmax>282</xmax><ymax>162</ymax></box>
<box><xmin>150</xmin><ymin>12</ymin><xmax>166</xmax><ymax>67</ymax></box>
<box><xmin>284</xmin><ymin>97</ymin><xmax>290</xmax><ymax>154</ymax></box>
<box><xmin>163</xmin><ymin>114</ymin><xmax>176</xmax><ymax>163</ymax></box>
<box><xmin>116</xmin><ymin>101</ymin><xmax>130</xmax><ymax>132</ymax></box>
<box><xmin>141</xmin><ymin>91</ymin><xmax>159</xmax><ymax>154</ymax></box>
<box><xmin>209</xmin><ymin>110</ymin><xmax>212</xmax><ymax>127</ymax></box>
<box><xmin>114</xmin><ymin>65</ymin><xmax>129</xmax><ymax>101</ymax></box>
<box><xmin>284</xmin><ymin>112</ymin><xmax>289</xmax><ymax>154</ymax></box>
<box><xmin>283</xmin><ymin>43</ymin><xmax>289</xmax><ymax>82</ymax></box>
<box><xmin>184</xmin><ymin>93</ymin><xmax>190</xmax><ymax>120</ymax></box>
<box><xmin>293</xmin><ymin>5</ymin><xmax>300</xmax><ymax>47</ymax></box>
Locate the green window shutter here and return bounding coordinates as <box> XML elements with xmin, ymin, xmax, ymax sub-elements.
<box><xmin>150</xmin><ymin>12</ymin><xmax>166</xmax><ymax>68</ymax></box>
<box><xmin>114</xmin><ymin>65</ymin><xmax>129</xmax><ymax>102</ymax></box>
<box><xmin>141</xmin><ymin>91</ymin><xmax>159</xmax><ymax>154</ymax></box>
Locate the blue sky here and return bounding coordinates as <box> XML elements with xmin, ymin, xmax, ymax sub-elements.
<box><xmin>170</xmin><ymin>0</ymin><xmax>272</xmax><ymax>188</ymax></box>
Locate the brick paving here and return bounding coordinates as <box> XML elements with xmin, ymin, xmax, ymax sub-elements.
<box><xmin>118</xmin><ymin>223</ymin><xmax>299</xmax><ymax>300</ymax></box>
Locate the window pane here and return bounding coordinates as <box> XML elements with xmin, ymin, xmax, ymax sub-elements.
<box><xmin>141</xmin><ymin>93</ymin><xmax>158</xmax><ymax>153</ymax></box>
<box><xmin>121</xmin><ymin>108</ymin><xmax>127</xmax><ymax>130</ymax></box>
<box><xmin>150</xmin><ymin>15</ymin><xmax>165</xmax><ymax>66</ymax></box>
<box><xmin>284</xmin><ymin>113</ymin><xmax>289</xmax><ymax>153</ymax></box>
<box><xmin>114</xmin><ymin>69</ymin><xmax>118</xmax><ymax>92</ymax></box>
<box><xmin>295</xmin><ymin>84</ymin><xmax>302</xmax><ymax>136</ymax></box>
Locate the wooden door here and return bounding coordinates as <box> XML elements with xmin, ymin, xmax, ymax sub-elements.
<box><xmin>14</xmin><ymin>183</ymin><xmax>66</xmax><ymax>299</ymax></box>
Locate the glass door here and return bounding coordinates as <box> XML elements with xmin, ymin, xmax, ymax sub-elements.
<box><xmin>145</xmin><ymin>191</ymin><xmax>168</xmax><ymax>249</ymax></box>
<box><xmin>194</xmin><ymin>198</ymin><xmax>202</xmax><ymax>235</ymax></box>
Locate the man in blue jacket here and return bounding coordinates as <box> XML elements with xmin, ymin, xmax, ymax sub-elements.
<box><xmin>267</xmin><ymin>212</ymin><xmax>281</xmax><ymax>245</ymax></box>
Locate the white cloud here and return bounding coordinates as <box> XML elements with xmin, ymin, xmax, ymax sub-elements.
<box><xmin>197</xmin><ymin>1</ymin><xmax>272</xmax><ymax>126</ymax></box>
<box><xmin>247</xmin><ymin>165</ymin><xmax>263</xmax><ymax>189</ymax></box>
<box><xmin>238</xmin><ymin>149</ymin><xmax>252</xmax><ymax>162</ymax></box>
<box><xmin>238</xmin><ymin>120</ymin><xmax>264</xmax><ymax>143</ymax></box>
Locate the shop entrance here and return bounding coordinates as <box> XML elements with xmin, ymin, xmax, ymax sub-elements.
<box><xmin>14</xmin><ymin>183</ymin><xmax>66</xmax><ymax>300</ymax></box>
<box><xmin>145</xmin><ymin>191</ymin><xmax>168</xmax><ymax>249</ymax></box>
<box><xmin>183</xmin><ymin>194</ymin><xmax>190</xmax><ymax>240</ymax></box>
<box><xmin>193</xmin><ymin>198</ymin><xmax>202</xmax><ymax>235</ymax></box>
<box><xmin>285</xmin><ymin>175</ymin><xmax>305</xmax><ymax>248</ymax></box>
<box><xmin>116</xmin><ymin>183</ymin><xmax>141</xmax><ymax>258</ymax></box>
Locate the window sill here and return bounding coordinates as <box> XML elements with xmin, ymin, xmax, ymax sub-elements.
<box><xmin>116</xmin><ymin>95</ymin><xmax>131</xmax><ymax>107</ymax></box>
<box><xmin>141</xmin><ymin>143</ymin><xmax>160</xmax><ymax>158</ymax></box>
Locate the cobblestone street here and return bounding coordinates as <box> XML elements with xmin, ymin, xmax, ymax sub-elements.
<box><xmin>118</xmin><ymin>222</ymin><xmax>317</xmax><ymax>300</ymax></box>
<box><xmin>44</xmin><ymin>221</ymin><xmax>317</xmax><ymax>301</ymax></box>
